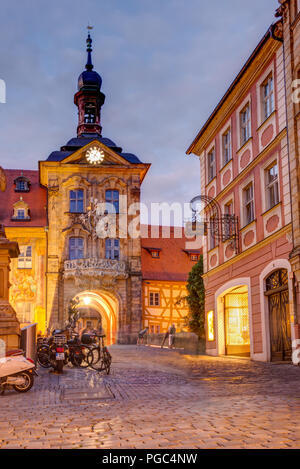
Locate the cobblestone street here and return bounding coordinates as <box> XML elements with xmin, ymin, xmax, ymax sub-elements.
<box><xmin>1</xmin><ymin>345</ymin><xmax>300</xmax><ymax>449</ymax></box>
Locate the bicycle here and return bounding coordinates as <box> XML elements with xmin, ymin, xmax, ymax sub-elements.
<box><xmin>88</xmin><ymin>334</ymin><xmax>112</xmax><ymax>374</ymax></box>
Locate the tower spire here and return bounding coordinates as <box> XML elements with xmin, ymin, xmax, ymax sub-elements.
<box><xmin>74</xmin><ymin>26</ymin><xmax>105</xmax><ymax>137</ymax></box>
<box><xmin>86</xmin><ymin>26</ymin><xmax>94</xmax><ymax>71</ymax></box>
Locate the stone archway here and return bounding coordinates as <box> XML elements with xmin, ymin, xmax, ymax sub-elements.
<box><xmin>73</xmin><ymin>290</ymin><xmax>118</xmax><ymax>345</ymax></box>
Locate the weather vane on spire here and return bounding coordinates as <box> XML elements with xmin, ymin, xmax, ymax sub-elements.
<box><xmin>85</xmin><ymin>25</ymin><xmax>94</xmax><ymax>70</ymax></box>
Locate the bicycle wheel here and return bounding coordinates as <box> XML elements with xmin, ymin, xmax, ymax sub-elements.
<box><xmin>37</xmin><ymin>345</ymin><xmax>51</xmax><ymax>368</ymax></box>
<box><xmin>88</xmin><ymin>346</ymin><xmax>100</xmax><ymax>365</ymax></box>
<box><xmin>90</xmin><ymin>348</ymin><xmax>111</xmax><ymax>374</ymax></box>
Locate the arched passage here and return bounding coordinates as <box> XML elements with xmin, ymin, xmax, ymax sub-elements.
<box><xmin>73</xmin><ymin>290</ymin><xmax>118</xmax><ymax>345</ymax></box>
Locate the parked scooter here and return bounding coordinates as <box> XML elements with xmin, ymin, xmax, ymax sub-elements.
<box><xmin>0</xmin><ymin>353</ymin><xmax>37</xmax><ymax>394</ymax></box>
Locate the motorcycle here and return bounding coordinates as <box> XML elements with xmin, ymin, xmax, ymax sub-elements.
<box><xmin>0</xmin><ymin>353</ymin><xmax>37</xmax><ymax>394</ymax></box>
<box><xmin>49</xmin><ymin>334</ymin><xmax>67</xmax><ymax>373</ymax></box>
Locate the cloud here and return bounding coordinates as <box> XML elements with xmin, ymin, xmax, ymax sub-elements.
<box><xmin>0</xmin><ymin>0</ymin><xmax>278</xmax><ymax>212</ymax></box>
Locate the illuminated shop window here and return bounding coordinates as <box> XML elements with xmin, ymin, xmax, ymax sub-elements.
<box><xmin>224</xmin><ymin>291</ymin><xmax>250</xmax><ymax>354</ymax></box>
<box><xmin>207</xmin><ymin>311</ymin><xmax>215</xmax><ymax>341</ymax></box>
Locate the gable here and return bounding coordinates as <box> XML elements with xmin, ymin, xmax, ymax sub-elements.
<box><xmin>59</xmin><ymin>140</ymin><xmax>134</xmax><ymax>167</ymax></box>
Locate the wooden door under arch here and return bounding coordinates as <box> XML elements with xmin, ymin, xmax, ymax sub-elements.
<box><xmin>265</xmin><ymin>269</ymin><xmax>291</xmax><ymax>362</ymax></box>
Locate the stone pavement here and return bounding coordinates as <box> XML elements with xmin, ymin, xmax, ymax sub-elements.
<box><xmin>1</xmin><ymin>345</ymin><xmax>300</xmax><ymax>449</ymax></box>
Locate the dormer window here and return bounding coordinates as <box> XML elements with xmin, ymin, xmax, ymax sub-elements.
<box><xmin>12</xmin><ymin>197</ymin><xmax>31</xmax><ymax>221</ymax></box>
<box><xmin>190</xmin><ymin>254</ymin><xmax>199</xmax><ymax>262</ymax></box>
<box><xmin>151</xmin><ymin>251</ymin><xmax>160</xmax><ymax>258</ymax></box>
<box><xmin>14</xmin><ymin>176</ymin><xmax>30</xmax><ymax>192</ymax></box>
<box><xmin>17</xmin><ymin>210</ymin><xmax>25</xmax><ymax>219</ymax></box>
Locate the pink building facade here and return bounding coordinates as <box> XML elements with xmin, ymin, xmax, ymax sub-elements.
<box><xmin>187</xmin><ymin>27</ymin><xmax>295</xmax><ymax>362</ymax></box>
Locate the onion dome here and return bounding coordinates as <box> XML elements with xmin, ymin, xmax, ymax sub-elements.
<box><xmin>78</xmin><ymin>33</ymin><xmax>102</xmax><ymax>90</ymax></box>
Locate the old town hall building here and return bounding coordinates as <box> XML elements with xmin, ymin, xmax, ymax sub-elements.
<box><xmin>0</xmin><ymin>34</ymin><xmax>198</xmax><ymax>343</ymax></box>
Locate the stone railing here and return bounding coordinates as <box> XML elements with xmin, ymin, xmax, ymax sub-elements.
<box><xmin>63</xmin><ymin>258</ymin><xmax>128</xmax><ymax>282</ymax></box>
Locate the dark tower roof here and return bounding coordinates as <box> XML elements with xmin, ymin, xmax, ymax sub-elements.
<box><xmin>77</xmin><ymin>33</ymin><xmax>102</xmax><ymax>91</ymax></box>
<box><xmin>44</xmin><ymin>29</ymin><xmax>144</xmax><ymax>164</ymax></box>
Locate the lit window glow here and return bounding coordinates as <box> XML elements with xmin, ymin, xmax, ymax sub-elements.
<box><xmin>207</xmin><ymin>311</ymin><xmax>214</xmax><ymax>341</ymax></box>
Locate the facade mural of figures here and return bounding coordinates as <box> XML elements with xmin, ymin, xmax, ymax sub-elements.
<box><xmin>187</xmin><ymin>22</ymin><xmax>295</xmax><ymax>362</ymax></box>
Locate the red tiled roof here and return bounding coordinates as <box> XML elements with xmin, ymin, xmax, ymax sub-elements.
<box><xmin>141</xmin><ymin>225</ymin><xmax>202</xmax><ymax>282</ymax></box>
<box><xmin>0</xmin><ymin>169</ymin><xmax>47</xmax><ymax>227</ymax></box>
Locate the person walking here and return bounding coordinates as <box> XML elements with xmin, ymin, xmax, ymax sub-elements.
<box><xmin>137</xmin><ymin>327</ymin><xmax>148</xmax><ymax>345</ymax></box>
<box><xmin>168</xmin><ymin>324</ymin><xmax>176</xmax><ymax>349</ymax></box>
<box><xmin>161</xmin><ymin>328</ymin><xmax>169</xmax><ymax>348</ymax></box>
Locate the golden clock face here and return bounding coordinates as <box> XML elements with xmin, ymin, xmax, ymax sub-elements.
<box><xmin>86</xmin><ymin>147</ymin><xmax>105</xmax><ymax>164</ymax></box>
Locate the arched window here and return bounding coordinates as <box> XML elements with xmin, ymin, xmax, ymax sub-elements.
<box><xmin>266</xmin><ymin>269</ymin><xmax>288</xmax><ymax>291</ymax></box>
<box><xmin>105</xmin><ymin>239</ymin><xmax>120</xmax><ymax>260</ymax></box>
<box><xmin>69</xmin><ymin>237</ymin><xmax>84</xmax><ymax>260</ymax></box>
<box><xmin>105</xmin><ymin>190</ymin><xmax>119</xmax><ymax>214</ymax></box>
<box><xmin>69</xmin><ymin>189</ymin><xmax>84</xmax><ymax>213</ymax></box>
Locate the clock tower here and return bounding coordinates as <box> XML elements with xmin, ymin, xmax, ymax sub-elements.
<box><xmin>39</xmin><ymin>31</ymin><xmax>150</xmax><ymax>344</ymax></box>
<box><xmin>74</xmin><ymin>32</ymin><xmax>105</xmax><ymax>137</ymax></box>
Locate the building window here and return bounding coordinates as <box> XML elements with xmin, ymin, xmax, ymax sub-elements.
<box><xmin>151</xmin><ymin>250</ymin><xmax>160</xmax><ymax>258</ymax></box>
<box><xmin>243</xmin><ymin>183</ymin><xmax>254</xmax><ymax>225</ymax></box>
<box><xmin>84</xmin><ymin>103</ymin><xmax>96</xmax><ymax>123</ymax></box>
<box><xmin>265</xmin><ymin>162</ymin><xmax>279</xmax><ymax>210</ymax></box>
<box><xmin>17</xmin><ymin>209</ymin><xmax>25</xmax><ymax>219</ymax></box>
<box><xmin>190</xmin><ymin>254</ymin><xmax>199</xmax><ymax>261</ymax></box>
<box><xmin>105</xmin><ymin>190</ymin><xmax>119</xmax><ymax>214</ymax></box>
<box><xmin>223</xmin><ymin>201</ymin><xmax>233</xmax><ymax>240</ymax></box>
<box><xmin>105</xmin><ymin>238</ymin><xmax>120</xmax><ymax>260</ymax></box>
<box><xmin>69</xmin><ymin>237</ymin><xmax>84</xmax><ymax>260</ymax></box>
<box><xmin>240</xmin><ymin>104</ymin><xmax>251</xmax><ymax>146</ymax></box>
<box><xmin>209</xmin><ymin>216</ymin><xmax>218</xmax><ymax>250</ymax></box>
<box><xmin>207</xmin><ymin>148</ymin><xmax>216</xmax><ymax>183</ymax></box>
<box><xmin>149</xmin><ymin>292</ymin><xmax>160</xmax><ymax>306</ymax></box>
<box><xmin>14</xmin><ymin>176</ymin><xmax>30</xmax><ymax>192</ymax></box>
<box><xmin>18</xmin><ymin>246</ymin><xmax>32</xmax><ymax>269</ymax></box>
<box><xmin>15</xmin><ymin>302</ymin><xmax>33</xmax><ymax>323</ymax></box>
<box><xmin>222</xmin><ymin>129</ymin><xmax>231</xmax><ymax>166</ymax></box>
<box><xmin>12</xmin><ymin>197</ymin><xmax>30</xmax><ymax>221</ymax></box>
<box><xmin>70</xmin><ymin>190</ymin><xmax>84</xmax><ymax>213</ymax></box>
<box><xmin>261</xmin><ymin>75</ymin><xmax>274</xmax><ymax>121</ymax></box>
